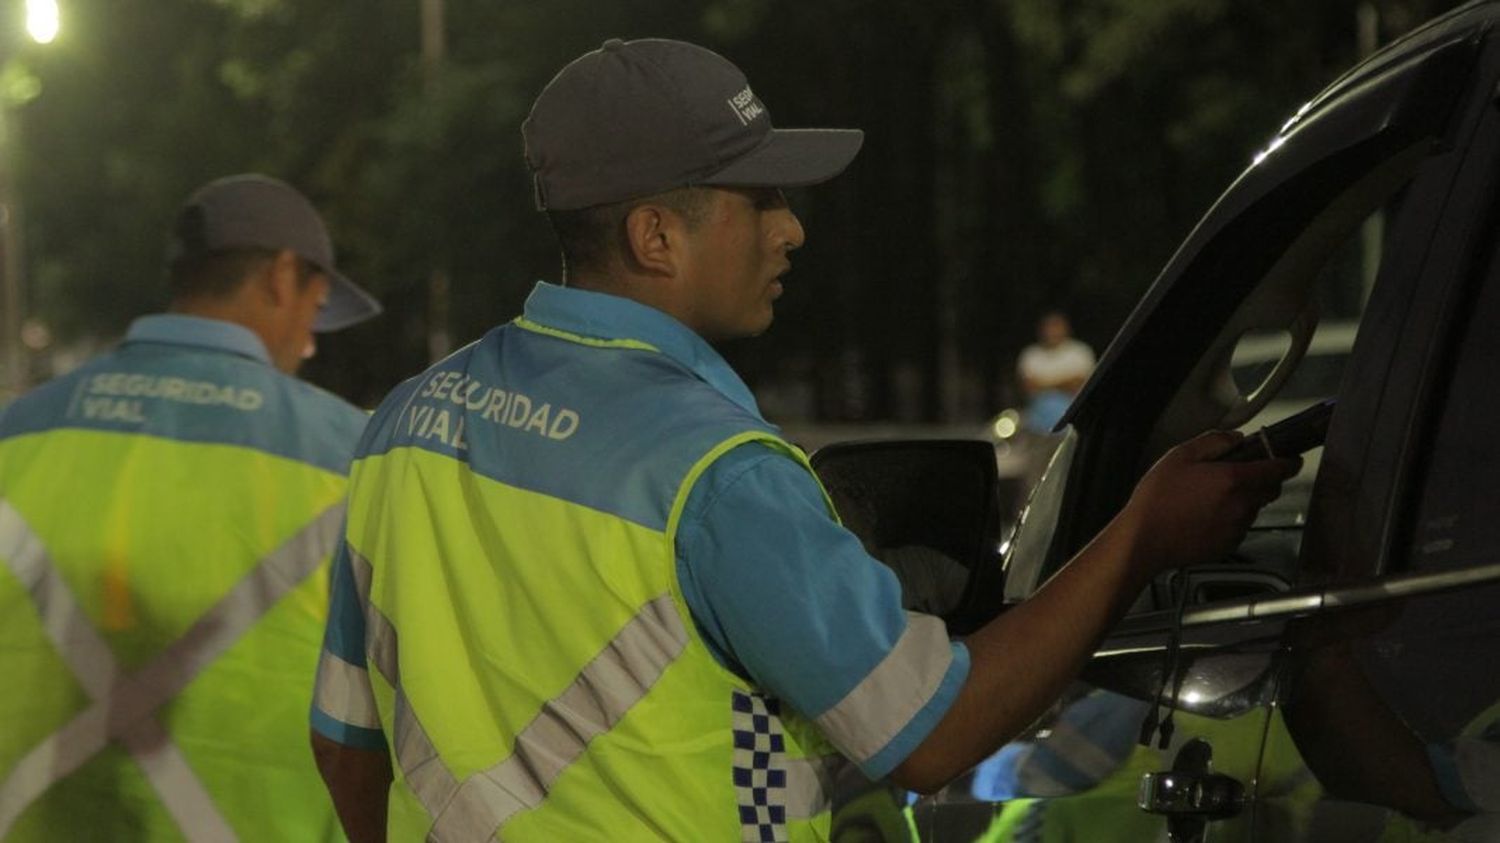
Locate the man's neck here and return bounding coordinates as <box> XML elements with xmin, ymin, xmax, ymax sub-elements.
<box><xmin>168</xmin><ymin>299</ymin><xmax>276</xmax><ymax>354</ymax></box>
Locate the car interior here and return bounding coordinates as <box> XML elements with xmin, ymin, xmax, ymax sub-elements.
<box><xmin>1145</xmin><ymin>150</ymin><xmax>1426</xmax><ymax>604</ymax></box>
<box><xmin>1085</xmin><ymin>131</ymin><xmax>1437</xmax><ymax>618</ymax></box>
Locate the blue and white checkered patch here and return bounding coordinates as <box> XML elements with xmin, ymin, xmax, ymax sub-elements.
<box><xmin>732</xmin><ymin>690</ymin><xmax>789</xmax><ymax>842</ymax></box>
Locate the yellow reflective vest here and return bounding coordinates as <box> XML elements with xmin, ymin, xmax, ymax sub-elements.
<box><xmin>344</xmin><ymin>314</ymin><xmax>843</xmax><ymax>840</ymax></box>
<box><xmin>0</xmin><ymin>315</ymin><xmax>366</xmax><ymax>841</ymax></box>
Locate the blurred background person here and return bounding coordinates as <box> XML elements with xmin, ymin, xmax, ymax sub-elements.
<box><xmin>1008</xmin><ymin>311</ymin><xmax>1097</xmax><ymax>491</ymax></box>
<box><xmin>0</xmin><ymin>174</ymin><xmax>379</xmax><ymax>841</ymax></box>
<box><xmin>1017</xmin><ymin>310</ymin><xmax>1095</xmax><ymax>437</ymax></box>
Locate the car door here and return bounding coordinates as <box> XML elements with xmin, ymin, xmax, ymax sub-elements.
<box><xmin>907</xmin><ymin>11</ymin><xmax>1496</xmax><ymax>843</ymax></box>
<box><xmin>1258</xmin><ymin>56</ymin><xmax>1500</xmax><ymax>838</ymax></box>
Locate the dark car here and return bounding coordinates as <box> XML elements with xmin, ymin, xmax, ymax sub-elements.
<box><xmin>819</xmin><ymin>3</ymin><xmax>1500</xmax><ymax>840</ymax></box>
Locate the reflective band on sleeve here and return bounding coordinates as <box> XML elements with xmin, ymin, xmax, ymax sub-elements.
<box><xmin>782</xmin><ymin>755</ymin><xmax>842</xmax><ymax>820</ymax></box>
<box><xmin>314</xmin><ymin>650</ymin><xmax>382</xmax><ymax>730</ymax></box>
<box><xmin>0</xmin><ymin>499</ymin><xmax>342</xmax><ymax>841</ymax></box>
<box><xmin>813</xmin><ymin>611</ymin><xmax>953</xmax><ymax>765</ymax></box>
<box><xmin>422</xmin><ymin>594</ymin><xmax>687</xmax><ymax>841</ymax></box>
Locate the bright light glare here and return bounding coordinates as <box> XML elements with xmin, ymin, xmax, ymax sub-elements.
<box><xmin>992</xmin><ymin>408</ymin><xmax>1021</xmax><ymax>440</ymax></box>
<box><xmin>1252</xmin><ymin>134</ymin><xmax>1287</xmax><ymax>167</ymax></box>
<box><xmin>26</xmin><ymin>0</ymin><xmax>60</xmax><ymax>45</ymax></box>
<box><xmin>993</xmin><ymin>415</ymin><xmax>1018</xmax><ymax>440</ymax></box>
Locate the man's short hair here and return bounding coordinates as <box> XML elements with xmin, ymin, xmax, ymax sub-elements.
<box><xmin>546</xmin><ymin>186</ymin><xmax>715</xmax><ymax>279</ymax></box>
<box><xmin>168</xmin><ymin>247</ymin><xmax>316</xmax><ymax>301</ymax></box>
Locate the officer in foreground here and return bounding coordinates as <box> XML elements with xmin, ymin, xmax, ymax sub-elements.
<box><xmin>310</xmin><ymin>38</ymin><xmax>1297</xmax><ymax>841</ymax></box>
<box><xmin>0</xmin><ymin>174</ymin><xmax>379</xmax><ymax>840</ymax></box>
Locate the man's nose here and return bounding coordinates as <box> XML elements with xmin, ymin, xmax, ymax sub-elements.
<box><xmin>779</xmin><ymin>209</ymin><xmax>806</xmax><ymax>252</ymax></box>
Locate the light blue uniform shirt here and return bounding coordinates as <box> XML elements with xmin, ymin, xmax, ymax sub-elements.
<box><xmin>0</xmin><ymin>314</ymin><xmax>367</xmax><ymax>474</ymax></box>
<box><xmin>314</xmin><ymin>283</ymin><xmax>969</xmax><ymax>779</ymax></box>
<box><xmin>127</xmin><ymin>313</ymin><xmax>275</xmax><ymax>364</ymax></box>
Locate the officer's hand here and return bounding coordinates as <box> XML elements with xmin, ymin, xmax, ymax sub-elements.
<box><xmin>1119</xmin><ymin>430</ymin><xmax>1301</xmax><ymax>574</ymax></box>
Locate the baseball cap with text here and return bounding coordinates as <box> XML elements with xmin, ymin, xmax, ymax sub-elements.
<box><xmin>169</xmin><ymin>174</ymin><xmax>381</xmax><ymax>332</ymax></box>
<box><xmin>523</xmin><ymin>38</ymin><xmax>864</xmax><ymax>211</ymax></box>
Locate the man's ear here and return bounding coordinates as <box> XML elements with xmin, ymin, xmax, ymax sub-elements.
<box><xmin>622</xmin><ymin>204</ymin><xmax>682</xmax><ymax>277</ymax></box>
<box><xmin>265</xmin><ymin>249</ymin><xmax>303</xmax><ymax>307</ymax></box>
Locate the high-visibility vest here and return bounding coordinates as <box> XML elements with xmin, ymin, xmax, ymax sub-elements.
<box><xmin>0</xmin><ymin>333</ymin><xmax>366</xmax><ymax>841</ymax></box>
<box><xmin>345</xmin><ymin>317</ymin><xmax>843</xmax><ymax>841</ymax></box>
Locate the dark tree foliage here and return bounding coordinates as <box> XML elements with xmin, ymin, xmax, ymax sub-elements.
<box><xmin>7</xmin><ymin>0</ymin><xmax>1466</xmax><ymax>414</ymax></box>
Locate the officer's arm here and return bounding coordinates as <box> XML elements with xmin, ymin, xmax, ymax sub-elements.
<box><xmin>311</xmin><ymin>729</ymin><xmax>392</xmax><ymax>843</ymax></box>
<box><xmin>890</xmin><ymin>432</ymin><xmax>1296</xmax><ymax>793</ymax></box>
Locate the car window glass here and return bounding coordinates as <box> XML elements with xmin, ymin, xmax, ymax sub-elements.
<box><xmin>1160</xmin><ymin>187</ymin><xmax>1409</xmax><ymax>607</ymax></box>
<box><xmin>1012</xmin><ymin>144</ymin><xmax>1433</xmax><ymax>609</ymax></box>
<box><xmin>1230</xmin><ymin>329</ymin><xmax>1293</xmax><ymax>397</ymax></box>
<box><xmin>1403</xmin><ymin>244</ymin><xmax>1500</xmax><ymax>573</ymax></box>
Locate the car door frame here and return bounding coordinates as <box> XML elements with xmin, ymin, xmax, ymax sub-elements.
<box><xmin>966</xmin><ymin>12</ymin><xmax>1500</xmax><ymax>843</ymax></box>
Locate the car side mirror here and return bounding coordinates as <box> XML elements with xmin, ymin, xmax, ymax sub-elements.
<box><xmin>809</xmin><ymin>439</ymin><xmax>1006</xmax><ymax>635</ymax></box>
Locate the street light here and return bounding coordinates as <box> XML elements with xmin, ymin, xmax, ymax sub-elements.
<box><xmin>25</xmin><ymin>0</ymin><xmax>57</xmax><ymax>45</ymax></box>
<box><xmin>0</xmin><ymin>0</ymin><xmax>56</xmax><ymax>401</ymax></box>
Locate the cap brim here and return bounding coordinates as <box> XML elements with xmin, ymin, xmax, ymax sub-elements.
<box><xmin>700</xmin><ymin>128</ymin><xmax>864</xmax><ymax>189</ymax></box>
<box><xmin>314</xmin><ymin>271</ymin><xmax>382</xmax><ymax>332</ymax></box>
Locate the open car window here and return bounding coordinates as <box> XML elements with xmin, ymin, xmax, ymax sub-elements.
<box><xmin>1006</xmin><ymin>153</ymin><xmax>1429</xmax><ymax>607</ymax></box>
<box><xmin>1002</xmin><ymin>30</ymin><xmax>1482</xmax><ymax>609</ymax></box>
<box><xmin>1149</xmin><ymin>164</ymin><xmax>1418</xmax><ymax>606</ymax></box>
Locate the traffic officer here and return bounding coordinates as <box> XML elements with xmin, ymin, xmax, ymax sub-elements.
<box><xmin>0</xmin><ymin>173</ymin><xmax>380</xmax><ymax>841</ymax></box>
<box><xmin>309</xmin><ymin>38</ymin><xmax>1296</xmax><ymax>841</ymax></box>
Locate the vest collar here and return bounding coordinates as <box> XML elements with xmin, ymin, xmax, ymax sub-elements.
<box><xmin>522</xmin><ymin>282</ymin><xmax>766</xmax><ymax>419</ymax></box>
<box><xmin>124</xmin><ymin>314</ymin><xmax>273</xmax><ymax>365</ymax></box>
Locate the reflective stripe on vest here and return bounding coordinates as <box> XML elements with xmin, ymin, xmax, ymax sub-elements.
<box><xmin>349</xmin><ymin>550</ymin><xmax>835</xmax><ymax>840</ymax></box>
<box><xmin>0</xmin><ymin>498</ymin><xmax>344</xmax><ymax>840</ymax></box>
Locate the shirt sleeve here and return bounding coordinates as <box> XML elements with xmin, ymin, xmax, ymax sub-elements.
<box><xmin>675</xmin><ymin>442</ymin><xmax>970</xmax><ymax>780</ymax></box>
<box><xmin>309</xmin><ymin>538</ymin><xmax>387</xmax><ymax>750</ymax></box>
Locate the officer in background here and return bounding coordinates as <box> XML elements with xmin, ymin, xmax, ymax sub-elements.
<box><xmin>309</xmin><ymin>38</ymin><xmax>1296</xmax><ymax>842</ymax></box>
<box><xmin>0</xmin><ymin>173</ymin><xmax>380</xmax><ymax>840</ymax></box>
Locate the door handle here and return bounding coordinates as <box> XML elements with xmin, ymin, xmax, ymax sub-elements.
<box><xmin>1137</xmin><ymin>769</ymin><xmax>1245</xmax><ymax>818</ymax></box>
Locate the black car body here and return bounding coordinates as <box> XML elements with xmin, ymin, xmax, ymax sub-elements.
<box><xmin>824</xmin><ymin>3</ymin><xmax>1500</xmax><ymax>840</ymax></box>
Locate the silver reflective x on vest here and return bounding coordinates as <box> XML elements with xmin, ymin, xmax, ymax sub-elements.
<box><xmin>0</xmin><ymin>499</ymin><xmax>344</xmax><ymax>841</ymax></box>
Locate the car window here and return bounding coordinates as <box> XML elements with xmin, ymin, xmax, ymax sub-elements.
<box><xmin>1152</xmin><ymin>174</ymin><xmax>1417</xmax><ymax>605</ymax></box>
<box><xmin>1015</xmin><ymin>149</ymin><xmax>1437</xmax><ymax>607</ymax></box>
<box><xmin>1015</xmin><ymin>37</ymin><xmax>1479</xmax><ymax>608</ymax></box>
<box><xmin>1402</xmin><ymin>239</ymin><xmax>1500</xmax><ymax>573</ymax></box>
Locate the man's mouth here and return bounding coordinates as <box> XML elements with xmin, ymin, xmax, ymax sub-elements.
<box><xmin>771</xmin><ymin>267</ymin><xmax>789</xmax><ymax>297</ymax></box>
